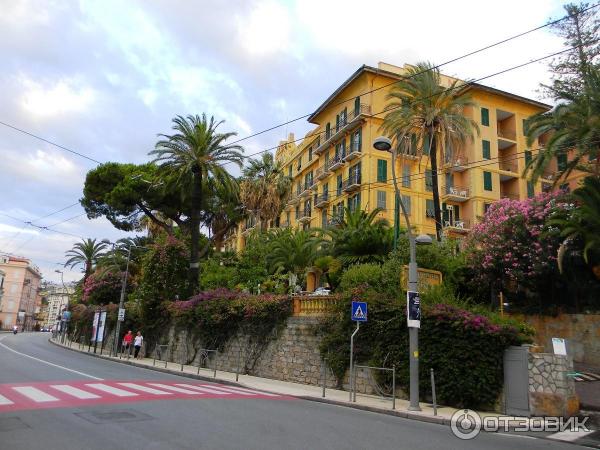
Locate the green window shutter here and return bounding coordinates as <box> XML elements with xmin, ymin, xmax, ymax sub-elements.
<box><xmin>377</xmin><ymin>191</ymin><xmax>386</xmax><ymax>209</ymax></box>
<box><xmin>377</xmin><ymin>159</ymin><xmax>387</xmax><ymax>182</ymax></box>
<box><xmin>402</xmin><ymin>165</ymin><xmax>410</xmax><ymax>188</ymax></box>
<box><xmin>425</xmin><ymin>169</ymin><xmax>433</xmax><ymax>191</ymax></box>
<box><xmin>401</xmin><ymin>195</ymin><xmax>411</xmax><ymax>214</ymax></box>
<box><xmin>482</xmin><ymin>140</ymin><xmax>491</xmax><ymax>159</ymax></box>
<box><xmin>337</xmin><ymin>175</ymin><xmax>343</xmax><ymax>195</ymax></box>
<box><xmin>522</xmin><ymin>118</ymin><xmax>527</xmax><ymax>135</ymax></box>
<box><xmin>454</xmin><ymin>204</ymin><xmax>460</xmax><ymax>220</ymax></box>
<box><xmin>423</xmin><ymin>136</ymin><xmax>430</xmax><ymax>155</ymax></box>
<box><xmin>481</xmin><ymin>108</ymin><xmax>489</xmax><ymax>126</ymax></box>
<box><xmin>426</xmin><ymin>199</ymin><xmax>434</xmax><ymax>218</ymax></box>
<box><xmin>326</xmin><ymin>123</ymin><xmax>331</xmax><ymax>139</ymax></box>
<box><xmin>442</xmin><ymin>202</ymin><xmax>449</xmax><ymax>223</ymax></box>
<box><xmin>357</xmin><ymin>127</ymin><xmax>362</xmax><ymax>151</ymax></box>
<box><xmin>527</xmin><ymin>181</ymin><xmax>535</xmax><ymax>198</ymax></box>
<box><xmin>557</xmin><ymin>154</ymin><xmax>568</xmax><ymax>171</ymax></box>
<box><xmin>525</xmin><ymin>150</ymin><xmax>532</xmax><ymax>164</ymax></box>
<box><xmin>354</xmin><ymin>96</ymin><xmax>360</xmax><ymax>116</ymax></box>
<box><xmin>483</xmin><ymin>171</ymin><xmax>493</xmax><ymax>191</ymax></box>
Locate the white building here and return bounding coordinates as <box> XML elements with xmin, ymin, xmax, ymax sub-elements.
<box><xmin>43</xmin><ymin>284</ymin><xmax>74</xmax><ymax>330</ymax></box>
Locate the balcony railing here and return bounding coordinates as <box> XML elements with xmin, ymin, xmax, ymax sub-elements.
<box><xmin>500</xmin><ymin>192</ymin><xmax>520</xmax><ymax>201</ymax></box>
<box><xmin>344</xmin><ymin>141</ymin><xmax>361</xmax><ymax>162</ymax></box>
<box><xmin>497</xmin><ymin>128</ymin><xmax>516</xmax><ymax>141</ymax></box>
<box><xmin>445</xmin><ymin>155</ymin><xmax>468</xmax><ymax>172</ymax></box>
<box><xmin>328</xmin><ymin>154</ymin><xmax>345</xmax><ymax>171</ymax></box>
<box><xmin>298</xmin><ymin>209</ymin><xmax>312</xmax><ymax>223</ymax></box>
<box><xmin>444</xmin><ymin>219</ymin><xmax>470</xmax><ymax>233</ymax></box>
<box><xmin>315</xmin><ymin>166</ymin><xmax>329</xmax><ymax>180</ymax></box>
<box><xmin>314</xmin><ymin>105</ymin><xmax>371</xmax><ymax>155</ymax></box>
<box><xmin>442</xmin><ymin>185</ymin><xmax>470</xmax><ymax>202</ymax></box>
<box><xmin>292</xmin><ymin>295</ymin><xmax>337</xmax><ymax>316</ymax></box>
<box><xmin>343</xmin><ymin>172</ymin><xmax>361</xmax><ymax>192</ymax></box>
<box><xmin>315</xmin><ymin>193</ymin><xmax>330</xmax><ymax>208</ymax></box>
<box><xmin>499</xmin><ymin>161</ymin><xmax>518</xmax><ymax>173</ymax></box>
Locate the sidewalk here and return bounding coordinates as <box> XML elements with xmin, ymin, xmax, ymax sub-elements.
<box><xmin>49</xmin><ymin>337</ymin><xmax>502</xmax><ymax>427</ymax></box>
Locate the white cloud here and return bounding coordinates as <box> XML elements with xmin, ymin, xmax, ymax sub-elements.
<box><xmin>1</xmin><ymin>148</ymin><xmax>85</xmax><ymax>187</ymax></box>
<box><xmin>20</xmin><ymin>76</ymin><xmax>96</xmax><ymax>117</ymax></box>
<box><xmin>236</xmin><ymin>1</ymin><xmax>291</xmax><ymax>56</ymax></box>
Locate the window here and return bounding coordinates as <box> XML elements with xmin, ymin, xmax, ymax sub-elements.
<box><xmin>525</xmin><ymin>150</ymin><xmax>532</xmax><ymax>165</ymax></box>
<box><xmin>340</xmin><ymin>107</ymin><xmax>347</xmax><ymax>127</ymax></box>
<box><xmin>323</xmin><ymin>183</ymin><xmax>329</xmax><ymax>196</ymax></box>
<box><xmin>297</xmin><ymin>156</ymin><xmax>302</xmax><ymax>171</ymax></box>
<box><xmin>402</xmin><ymin>165</ymin><xmax>411</xmax><ymax>188</ymax></box>
<box><xmin>522</xmin><ymin>118</ymin><xmax>528</xmax><ymax>135</ymax></box>
<box><xmin>423</xmin><ymin>135</ymin><xmax>430</xmax><ymax>156</ymax></box>
<box><xmin>286</xmin><ymin>211</ymin><xmax>290</xmax><ymax>224</ymax></box>
<box><xmin>352</xmin><ymin>128</ymin><xmax>362</xmax><ymax>153</ymax></box>
<box><xmin>349</xmin><ymin>162</ymin><xmax>361</xmax><ymax>183</ymax></box>
<box><xmin>425</xmin><ymin>169</ymin><xmax>433</xmax><ymax>191</ymax></box>
<box><xmin>484</xmin><ymin>203</ymin><xmax>491</xmax><ymax>214</ymax></box>
<box><xmin>354</xmin><ymin>96</ymin><xmax>360</xmax><ymax>117</ymax></box>
<box><xmin>295</xmin><ymin>205</ymin><xmax>300</xmax><ymax>219</ymax></box>
<box><xmin>483</xmin><ymin>171</ymin><xmax>493</xmax><ymax>191</ymax></box>
<box><xmin>324</xmin><ymin>150</ymin><xmax>330</xmax><ymax>167</ymax></box>
<box><xmin>377</xmin><ymin>190</ymin><xmax>386</xmax><ymax>209</ymax></box>
<box><xmin>326</xmin><ymin>122</ymin><xmax>331</xmax><ymax>139</ymax></box>
<box><xmin>288</xmin><ymin>166</ymin><xmax>292</xmax><ymax>177</ymax></box>
<box><xmin>337</xmin><ymin>175</ymin><xmax>343</xmax><ymax>196</ymax></box>
<box><xmin>481</xmin><ymin>107</ymin><xmax>489</xmax><ymax>126</ymax></box>
<box><xmin>335</xmin><ymin>114</ymin><xmax>340</xmax><ymax>133</ymax></box>
<box><xmin>482</xmin><ymin>140</ymin><xmax>491</xmax><ymax>160</ymax></box>
<box><xmin>322</xmin><ymin>210</ymin><xmax>328</xmax><ymax>228</ymax></box>
<box><xmin>401</xmin><ymin>195</ymin><xmax>411</xmax><ymax>214</ymax></box>
<box><xmin>426</xmin><ymin>199</ymin><xmax>435</xmax><ymax>218</ymax></box>
<box><xmin>308</xmin><ymin>147</ymin><xmax>313</xmax><ymax>161</ymax></box>
<box><xmin>296</xmin><ymin>181</ymin><xmax>302</xmax><ymax>196</ymax></box>
<box><xmin>348</xmin><ymin>193</ymin><xmax>360</xmax><ymax>212</ymax></box>
<box><xmin>557</xmin><ymin>154</ymin><xmax>567</xmax><ymax>171</ymax></box>
<box><xmin>377</xmin><ymin>159</ymin><xmax>387</xmax><ymax>182</ymax></box>
<box><xmin>527</xmin><ymin>181</ymin><xmax>535</xmax><ymax>198</ymax></box>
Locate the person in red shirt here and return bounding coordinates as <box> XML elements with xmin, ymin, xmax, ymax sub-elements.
<box><xmin>122</xmin><ymin>330</ymin><xmax>133</xmax><ymax>353</ymax></box>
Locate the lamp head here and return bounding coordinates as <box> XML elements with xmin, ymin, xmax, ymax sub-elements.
<box><xmin>373</xmin><ymin>136</ymin><xmax>392</xmax><ymax>152</ymax></box>
<box><xmin>415</xmin><ymin>234</ymin><xmax>433</xmax><ymax>245</ymax></box>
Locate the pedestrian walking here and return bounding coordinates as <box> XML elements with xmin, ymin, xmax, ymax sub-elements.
<box><xmin>122</xmin><ymin>330</ymin><xmax>133</xmax><ymax>354</ymax></box>
<box><xmin>133</xmin><ymin>331</ymin><xmax>143</xmax><ymax>359</ymax></box>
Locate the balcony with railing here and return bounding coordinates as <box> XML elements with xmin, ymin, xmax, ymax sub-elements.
<box><xmin>287</xmin><ymin>194</ymin><xmax>299</xmax><ymax>206</ymax></box>
<box><xmin>497</xmin><ymin>109</ymin><xmax>517</xmax><ymax>150</ymax></box>
<box><xmin>328</xmin><ymin>154</ymin><xmax>345</xmax><ymax>171</ymax></box>
<box><xmin>343</xmin><ymin>172</ymin><xmax>361</xmax><ymax>192</ymax></box>
<box><xmin>442</xmin><ymin>185</ymin><xmax>470</xmax><ymax>202</ymax></box>
<box><xmin>300</xmin><ymin>180</ymin><xmax>314</xmax><ymax>197</ymax></box>
<box><xmin>242</xmin><ymin>218</ymin><xmax>257</xmax><ymax>236</ymax></box>
<box><xmin>500</xmin><ymin>192</ymin><xmax>520</xmax><ymax>201</ymax></box>
<box><xmin>298</xmin><ymin>208</ymin><xmax>312</xmax><ymax>223</ymax></box>
<box><xmin>343</xmin><ymin>141</ymin><xmax>361</xmax><ymax>162</ymax></box>
<box><xmin>315</xmin><ymin>166</ymin><xmax>329</xmax><ymax>180</ymax></box>
<box><xmin>314</xmin><ymin>104</ymin><xmax>371</xmax><ymax>155</ymax></box>
<box><xmin>315</xmin><ymin>193</ymin><xmax>330</xmax><ymax>208</ymax></box>
<box><xmin>444</xmin><ymin>154</ymin><xmax>468</xmax><ymax>172</ymax></box>
<box><xmin>443</xmin><ymin>218</ymin><xmax>470</xmax><ymax>234</ymax></box>
<box><xmin>498</xmin><ymin>160</ymin><xmax>518</xmax><ymax>180</ymax></box>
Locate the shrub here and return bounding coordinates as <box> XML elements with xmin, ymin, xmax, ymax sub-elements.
<box><xmin>318</xmin><ymin>290</ymin><xmax>531</xmax><ymax>409</ymax></box>
<box><xmin>339</xmin><ymin>263</ymin><xmax>383</xmax><ymax>293</ymax></box>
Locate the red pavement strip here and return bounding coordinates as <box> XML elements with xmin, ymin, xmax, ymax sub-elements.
<box><xmin>0</xmin><ymin>380</ymin><xmax>291</xmax><ymax>412</ymax></box>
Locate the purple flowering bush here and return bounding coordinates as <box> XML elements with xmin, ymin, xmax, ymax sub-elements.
<box><xmin>82</xmin><ymin>270</ymin><xmax>127</xmax><ymax>305</ymax></box>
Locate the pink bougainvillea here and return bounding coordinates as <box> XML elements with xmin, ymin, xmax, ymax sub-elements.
<box><xmin>465</xmin><ymin>191</ymin><xmax>568</xmax><ymax>287</ymax></box>
<box><xmin>82</xmin><ymin>270</ymin><xmax>126</xmax><ymax>304</ymax></box>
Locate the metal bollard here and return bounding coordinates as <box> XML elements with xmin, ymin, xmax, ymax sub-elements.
<box><xmin>431</xmin><ymin>368</ymin><xmax>437</xmax><ymax>416</ymax></box>
<box><xmin>353</xmin><ymin>367</ymin><xmax>357</xmax><ymax>402</ymax></box>
<box><xmin>392</xmin><ymin>365</ymin><xmax>396</xmax><ymax>410</ymax></box>
<box><xmin>321</xmin><ymin>361</ymin><xmax>326</xmax><ymax>398</ymax></box>
<box><xmin>213</xmin><ymin>351</ymin><xmax>218</xmax><ymax>378</ymax></box>
<box><xmin>235</xmin><ymin>347</ymin><xmax>241</xmax><ymax>382</ymax></box>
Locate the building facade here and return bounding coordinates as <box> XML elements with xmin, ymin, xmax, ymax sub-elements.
<box><xmin>0</xmin><ymin>255</ymin><xmax>43</xmax><ymax>330</ymax></box>
<box><xmin>42</xmin><ymin>283</ymin><xmax>74</xmax><ymax>330</ymax></box>
<box><xmin>226</xmin><ymin>62</ymin><xmax>578</xmax><ymax>253</ymax></box>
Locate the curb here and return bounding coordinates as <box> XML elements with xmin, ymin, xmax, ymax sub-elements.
<box><xmin>48</xmin><ymin>338</ymin><xmax>450</xmax><ymax>426</ymax></box>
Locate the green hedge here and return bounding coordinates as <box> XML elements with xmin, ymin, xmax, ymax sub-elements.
<box><xmin>318</xmin><ymin>289</ymin><xmax>532</xmax><ymax>409</ymax></box>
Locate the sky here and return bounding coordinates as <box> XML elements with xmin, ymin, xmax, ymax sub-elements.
<box><xmin>0</xmin><ymin>0</ymin><xmax>575</xmax><ymax>282</ymax></box>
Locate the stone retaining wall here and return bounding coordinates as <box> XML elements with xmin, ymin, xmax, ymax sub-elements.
<box><xmin>528</xmin><ymin>352</ymin><xmax>579</xmax><ymax>417</ymax></box>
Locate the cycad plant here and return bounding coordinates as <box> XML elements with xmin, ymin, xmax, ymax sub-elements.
<box><xmin>267</xmin><ymin>228</ymin><xmax>320</xmax><ymax>289</ymax></box>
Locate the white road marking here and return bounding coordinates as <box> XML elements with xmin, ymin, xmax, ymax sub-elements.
<box><xmin>211</xmin><ymin>385</ymin><xmax>279</xmax><ymax>397</ymax></box>
<box><xmin>0</xmin><ymin>394</ymin><xmax>14</xmax><ymax>405</ymax></box>
<box><xmin>148</xmin><ymin>383</ymin><xmax>202</xmax><ymax>395</ymax></box>
<box><xmin>85</xmin><ymin>383</ymin><xmax>138</xmax><ymax>397</ymax></box>
<box><xmin>175</xmin><ymin>384</ymin><xmax>231</xmax><ymax>395</ymax></box>
<box><xmin>200</xmin><ymin>384</ymin><xmax>256</xmax><ymax>396</ymax></box>
<box><xmin>547</xmin><ymin>430</ymin><xmax>596</xmax><ymax>442</ymax></box>
<box><xmin>12</xmin><ymin>386</ymin><xmax>59</xmax><ymax>403</ymax></box>
<box><xmin>0</xmin><ymin>338</ymin><xmax>102</xmax><ymax>380</ymax></box>
<box><xmin>118</xmin><ymin>383</ymin><xmax>172</xmax><ymax>395</ymax></box>
<box><xmin>50</xmin><ymin>385</ymin><xmax>100</xmax><ymax>399</ymax></box>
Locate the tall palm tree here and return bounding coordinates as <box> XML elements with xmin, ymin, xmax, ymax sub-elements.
<box><xmin>525</xmin><ymin>68</ymin><xmax>600</xmax><ymax>184</ymax></box>
<box><xmin>267</xmin><ymin>228</ymin><xmax>320</xmax><ymax>289</ymax></box>
<box><xmin>325</xmin><ymin>207</ymin><xmax>392</xmax><ymax>266</ymax></box>
<box><xmin>240</xmin><ymin>153</ymin><xmax>291</xmax><ymax>229</ymax></box>
<box><xmin>64</xmin><ymin>238</ymin><xmax>109</xmax><ymax>281</ymax></box>
<box><xmin>382</xmin><ymin>62</ymin><xmax>479</xmax><ymax>241</ymax></box>
<box><xmin>149</xmin><ymin>114</ymin><xmax>244</xmax><ymax>289</ymax></box>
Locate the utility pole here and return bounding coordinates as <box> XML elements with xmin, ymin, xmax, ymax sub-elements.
<box><xmin>113</xmin><ymin>246</ymin><xmax>131</xmax><ymax>356</ymax></box>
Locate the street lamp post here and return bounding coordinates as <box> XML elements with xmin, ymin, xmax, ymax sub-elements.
<box><xmin>113</xmin><ymin>245</ymin><xmax>131</xmax><ymax>357</ymax></box>
<box><xmin>55</xmin><ymin>269</ymin><xmax>68</xmax><ymax>343</ymax></box>
<box><xmin>373</xmin><ymin>136</ymin><xmax>432</xmax><ymax>411</ymax></box>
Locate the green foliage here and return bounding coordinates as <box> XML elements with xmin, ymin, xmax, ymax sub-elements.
<box><xmin>318</xmin><ymin>291</ymin><xmax>531</xmax><ymax>409</ymax></box>
<box><xmin>232</xmin><ymin>232</ymin><xmax>271</xmax><ymax>290</ymax></box>
<box><xmin>267</xmin><ymin>228</ymin><xmax>320</xmax><ymax>278</ymax></box>
<box><xmin>200</xmin><ymin>257</ymin><xmax>237</xmax><ymax>290</ymax></box>
<box><xmin>339</xmin><ymin>264</ymin><xmax>383</xmax><ymax>293</ymax></box>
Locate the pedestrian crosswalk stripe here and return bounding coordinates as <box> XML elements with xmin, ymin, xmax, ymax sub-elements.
<box><xmin>217</xmin><ymin>385</ymin><xmax>279</xmax><ymax>397</ymax></box>
<box><xmin>50</xmin><ymin>385</ymin><xmax>100</xmax><ymax>399</ymax></box>
<box><xmin>148</xmin><ymin>383</ymin><xmax>202</xmax><ymax>395</ymax></box>
<box><xmin>199</xmin><ymin>385</ymin><xmax>256</xmax><ymax>396</ymax></box>
<box><xmin>85</xmin><ymin>383</ymin><xmax>138</xmax><ymax>397</ymax></box>
<box><xmin>13</xmin><ymin>386</ymin><xmax>59</xmax><ymax>402</ymax></box>
<box><xmin>175</xmin><ymin>384</ymin><xmax>232</xmax><ymax>395</ymax></box>
<box><xmin>0</xmin><ymin>394</ymin><xmax>13</xmax><ymax>405</ymax></box>
<box><xmin>118</xmin><ymin>383</ymin><xmax>172</xmax><ymax>395</ymax></box>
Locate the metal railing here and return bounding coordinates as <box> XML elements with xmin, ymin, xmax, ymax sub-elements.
<box><xmin>344</xmin><ymin>141</ymin><xmax>361</xmax><ymax>160</ymax></box>
<box><xmin>500</xmin><ymin>192</ymin><xmax>520</xmax><ymax>201</ymax></box>
<box><xmin>352</xmin><ymin>364</ymin><xmax>396</xmax><ymax>410</ymax></box>
<box><xmin>343</xmin><ymin>173</ymin><xmax>361</xmax><ymax>191</ymax></box>
<box><xmin>442</xmin><ymin>185</ymin><xmax>470</xmax><ymax>199</ymax></box>
<box><xmin>443</xmin><ymin>218</ymin><xmax>471</xmax><ymax>230</ymax></box>
<box><xmin>196</xmin><ymin>348</ymin><xmax>218</xmax><ymax>378</ymax></box>
<box><xmin>315</xmin><ymin>193</ymin><xmax>329</xmax><ymax>207</ymax></box>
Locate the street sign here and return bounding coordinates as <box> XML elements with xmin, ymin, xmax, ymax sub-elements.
<box><xmin>552</xmin><ymin>337</ymin><xmax>567</xmax><ymax>356</ymax></box>
<box><xmin>118</xmin><ymin>308</ymin><xmax>126</xmax><ymax>322</ymax></box>
<box><xmin>351</xmin><ymin>301</ymin><xmax>368</xmax><ymax>322</ymax></box>
<box><xmin>407</xmin><ymin>291</ymin><xmax>421</xmax><ymax>328</ymax></box>
<box><xmin>62</xmin><ymin>311</ymin><xmax>71</xmax><ymax>322</ymax></box>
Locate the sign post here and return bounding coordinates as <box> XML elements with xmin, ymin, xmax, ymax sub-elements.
<box><xmin>118</xmin><ymin>308</ymin><xmax>126</xmax><ymax>322</ymax></box>
<box><xmin>349</xmin><ymin>301</ymin><xmax>367</xmax><ymax>401</ymax></box>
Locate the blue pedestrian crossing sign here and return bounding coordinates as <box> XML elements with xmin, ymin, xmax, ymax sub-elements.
<box><xmin>351</xmin><ymin>301</ymin><xmax>368</xmax><ymax>322</ymax></box>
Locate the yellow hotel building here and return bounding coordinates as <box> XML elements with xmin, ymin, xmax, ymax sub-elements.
<box><xmin>226</xmin><ymin>62</ymin><xmax>569</xmax><ymax>252</ymax></box>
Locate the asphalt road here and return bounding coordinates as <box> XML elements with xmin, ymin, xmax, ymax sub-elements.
<box><xmin>0</xmin><ymin>333</ymin><xmax>574</xmax><ymax>450</ymax></box>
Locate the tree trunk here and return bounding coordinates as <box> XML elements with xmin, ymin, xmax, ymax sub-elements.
<box><xmin>189</xmin><ymin>167</ymin><xmax>202</xmax><ymax>291</ymax></box>
<box><xmin>429</xmin><ymin>128</ymin><xmax>443</xmax><ymax>241</ymax></box>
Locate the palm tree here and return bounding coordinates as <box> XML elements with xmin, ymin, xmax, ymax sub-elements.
<box><xmin>64</xmin><ymin>238</ymin><xmax>109</xmax><ymax>281</ymax></box>
<box><xmin>325</xmin><ymin>207</ymin><xmax>393</xmax><ymax>266</ymax></box>
<box><xmin>525</xmin><ymin>68</ymin><xmax>600</xmax><ymax>184</ymax></box>
<box><xmin>267</xmin><ymin>228</ymin><xmax>320</xmax><ymax>289</ymax></box>
<box><xmin>240</xmin><ymin>153</ymin><xmax>291</xmax><ymax>230</ymax></box>
<box><xmin>382</xmin><ymin>62</ymin><xmax>479</xmax><ymax>241</ymax></box>
<box><xmin>149</xmin><ymin>114</ymin><xmax>244</xmax><ymax>289</ymax></box>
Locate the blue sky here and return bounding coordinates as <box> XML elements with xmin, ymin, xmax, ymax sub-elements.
<box><xmin>0</xmin><ymin>0</ymin><xmax>574</xmax><ymax>282</ymax></box>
